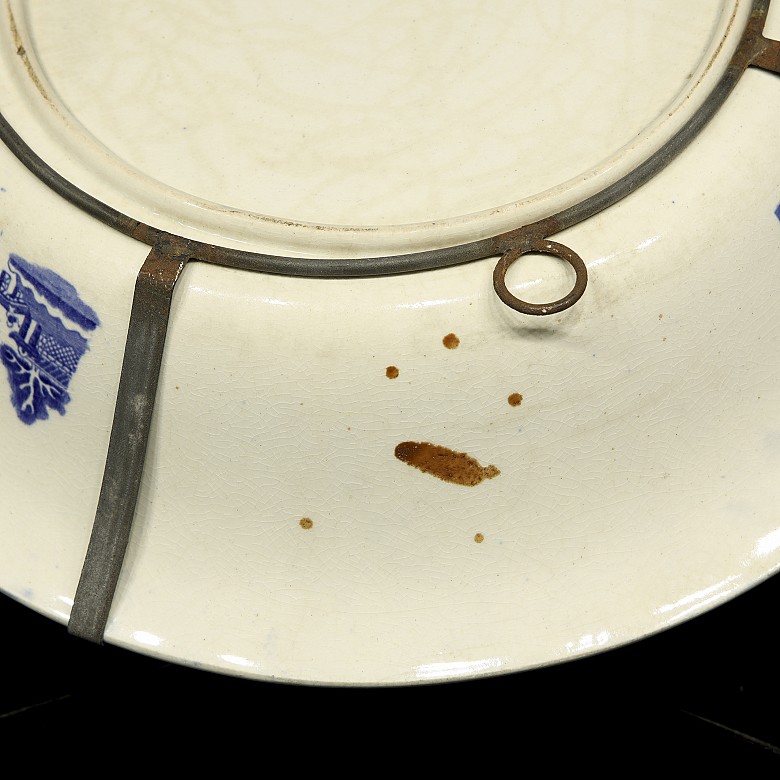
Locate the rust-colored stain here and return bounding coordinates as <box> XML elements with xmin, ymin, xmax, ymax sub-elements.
<box><xmin>442</xmin><ymin>333</ymin><xmax>460</xmax><ymax>349</ymax></box>
<box><xmin>299</xmin><ymin>517</ymin><xmax>314</xmax><ymax>530</ymax></box>
<box><xmin>7</xmin><ymin>3</ymin><xmax>51</xmax><ymax>104</ymax></box>
<box><xmin>386</xmin><ymin>365</ymin><xmax>399</xmax><ymax>379</ymax></box>
<box><xmin>474</xmin><ymin>533</ymin><xmax>485</xmax><ymax>544</ymax></box>
<box><xmin>508</xmin><ymin>392</ymin><xmax>523</xmax><ymax>407</ymax></box>
<box><xmin>394</xmin><ymin>441</ymin><xmax>500</xmax><ymax>486</ymax></box>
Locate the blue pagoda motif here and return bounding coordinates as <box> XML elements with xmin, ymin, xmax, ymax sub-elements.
<box><xmin>0</xmin><ymin>253</ymin><xmax>100</xmax><ymax>424</ymax></box>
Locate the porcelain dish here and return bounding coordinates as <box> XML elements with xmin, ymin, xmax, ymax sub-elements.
<box><xmin>0</xmin><ymin>0</ymin><xmax>779</xmax><ymax>685</ymax></box>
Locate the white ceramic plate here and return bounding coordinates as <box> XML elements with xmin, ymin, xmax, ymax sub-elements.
<box><xmin>1</xmin><ymin>0</ymin><xmax>779</xmax><ymax>685</ymax></box>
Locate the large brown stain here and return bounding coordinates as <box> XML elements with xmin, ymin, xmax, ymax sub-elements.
<box><xmin>386</xmin><ymin>365</ymin><xmax>399</xmax><ymax>379</ymax></box>
<box><xmin>508</xmin><ymin>393</ymin><xmax>523</xmax><ymax>407</ymax></box>
<box><xmin>394</xmin><ymin>441</ymin><xmax>500</xmax><ymax>486</ymax></box>
<box><xmin>442</xmin><ymin>333</ymin><xmax>460</xmax><ymax>349</ymax></box>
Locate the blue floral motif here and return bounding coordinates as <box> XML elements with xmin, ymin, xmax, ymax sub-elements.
<box><xmin>0</xmin><ymin>253</ymin><xmax>99</xmax><ymax>424</ymax></box>
<box><xmin>0</xmin><ymin>344</ymin><xmax>70</xmax><ymax>423</ymax></box>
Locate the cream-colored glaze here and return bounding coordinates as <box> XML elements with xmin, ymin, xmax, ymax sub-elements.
<box><xmin>0</xmin><ymin>1</ymin><xmax>779</xmax><ymax>685</ymax></box>
<box><xmin>1</xmin><ymin>0</ymin><xmax>748</xmax><ymax>255</ymax></box>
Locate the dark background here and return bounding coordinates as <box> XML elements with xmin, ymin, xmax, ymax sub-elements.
<box><xmin>1</xmin><ymin>574</ymin><xmax>779</xmax><ymax>762</ymax></box>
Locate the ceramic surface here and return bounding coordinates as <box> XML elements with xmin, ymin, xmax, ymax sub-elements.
<box><xmin>1</xmin><ymin>0</ymin><xmax>750</xmax><ymax>254</ymax></box>
<box><xmin>0</xmin><ymin>1</ymin><xmax>779</xmax><ymax>685</ymax></box>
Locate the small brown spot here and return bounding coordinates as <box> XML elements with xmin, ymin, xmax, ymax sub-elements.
<box><xmin>394</xmin><ymin>441</ymin><xmax>500</xmax><ymax>486</ymax></box>
<box><xmin>659</xmin><ymin>313</ymin><xmax>664</xmax><ymax>319</ymax></box>
<box><xmin>442</xmin><ymin>333</ymin><xmax>460</xmax><ymax>349</ymax></box>
<box><xmin>508</xmin><ymin>393</ymin><xmax>523</xmax><ymax>407</ymax></box>
<box><xmin>386</xmin><ymin>365</ymin><xmax>399</xmax><ymax>379</ymax></box>
<box><xmin>474</xmin><ymin>533</ymin><xmax>485</xmax><ymax>544</ymax></box>
<box><xmin>299</xmin><ymin>517</ymin><xmax>313</xmax><ymax>530</ymax></box>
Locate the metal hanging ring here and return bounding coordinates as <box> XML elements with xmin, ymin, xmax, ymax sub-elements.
<box><xmin>493</xmin><ymin>237</ymin><xmax>588</xmax><ymax>315</ymax></box>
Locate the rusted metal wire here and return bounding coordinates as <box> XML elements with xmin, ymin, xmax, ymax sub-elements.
<box><xmin>493</xmin><ymin>238</ymin><xmax>588</xmax><ymax>316</ymax></box>
<box><xmin>67</xmin><ymin>241</ymin><xmax>189</xmax><ymax>643</ymax></box>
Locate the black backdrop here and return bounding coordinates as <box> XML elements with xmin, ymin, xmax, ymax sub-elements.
<box><xmin>2</xmin><ymin>573</ymin><xmax>779</xmax><ymax>763</ymax></box>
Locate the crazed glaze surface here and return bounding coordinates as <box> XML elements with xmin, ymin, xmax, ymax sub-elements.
<box><xmin>0</xmin><ymin>1</ymin><xmax>779</xmax><ymax>685</ymax></box>
<box><xmin>1</xmin><ymin>0</ymin><xmax>749</xmax><ymax>255</ymax></box>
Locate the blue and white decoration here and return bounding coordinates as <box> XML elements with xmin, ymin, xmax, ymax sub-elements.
<box><xmin>0</xmin><ymin>253</ymin><xmax>100</xmax><ymax>424</ymax></box>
